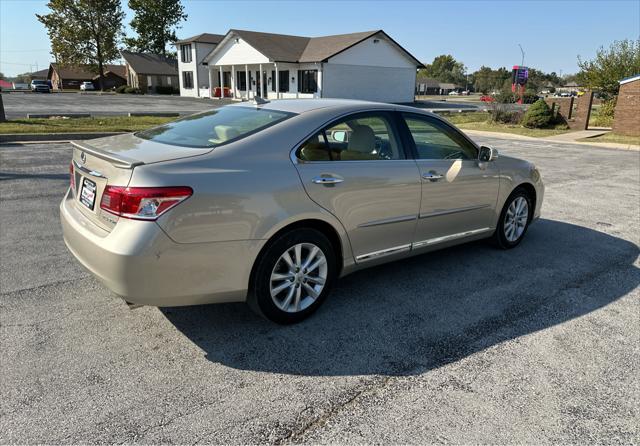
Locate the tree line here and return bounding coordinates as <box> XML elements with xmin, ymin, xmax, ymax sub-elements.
<box><xmin>35</xmin><ymin>0</ymin><xmax>187</xmax><ymax>90</ymax></box>
<box><xmin>419</xmin><ymin>38</ymin><xmax>639</xmax><ymax>99</ymax></box>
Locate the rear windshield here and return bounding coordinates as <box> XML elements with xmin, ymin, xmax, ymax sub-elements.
<box><xmin>136</xmin><ymin>106</ymin><xmax>295</xmax><ymax>148</ymax></box>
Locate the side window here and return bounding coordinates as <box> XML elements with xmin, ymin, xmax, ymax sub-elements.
<box><xmin>403</xmin><ymin>114</ymin><xmax>477</xmax><ymax>160</ymax></box>
<box><xmin>298</xmin><ymin>113</ymin><xmax>403</xmax><ymax>162</ymax></box>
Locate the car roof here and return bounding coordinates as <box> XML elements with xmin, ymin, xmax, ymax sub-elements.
<box><xmin>226</xmin><ymin>98</ymin><xmax>424</xmax><ymax>115</ymax></box>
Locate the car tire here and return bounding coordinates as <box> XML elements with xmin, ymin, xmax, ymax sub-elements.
<box><xmin>493</xmin><ymin>187</ymin><xmax>532</xmax><ymax>249</ymax></box>
<box><xmin>248</xmin><ymin>228</ymin><xmax>337</xmax><ymax>324</ymax></box>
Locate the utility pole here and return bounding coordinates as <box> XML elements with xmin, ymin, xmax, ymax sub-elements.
<box><xmin>518</xmin><ymin>44</ymin><xmax>525</xmax><ymax>67</ymax></box>
<box><xmin>0</xmin><ymin>94</ymin><xmax>6</xmax><ymax>123</ymax></box>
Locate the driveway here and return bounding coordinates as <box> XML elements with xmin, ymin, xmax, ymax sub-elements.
<box><xmin>0</xmin><ymin>136</ymin><xmax>638</xmax><ymax>443</ymax></box>
<box><xmin>1</xmin><ymin>92</ymin><xmax>229</xmax><ymax>118</ymax></box>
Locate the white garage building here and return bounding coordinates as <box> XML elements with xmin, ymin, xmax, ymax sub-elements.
<box><xmin>177</xmin><ymin>29</ymin><xmax>422</xmax><ymax>103</ymax></box>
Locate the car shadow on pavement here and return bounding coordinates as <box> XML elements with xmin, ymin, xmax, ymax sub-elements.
<box><xmin>161</xmin><ymin>219</ymin><xmax>639</xmax><ymax>377</ymax></box>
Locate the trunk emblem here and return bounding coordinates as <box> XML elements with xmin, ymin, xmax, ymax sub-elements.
<box><xmin>80</xmin><ymin>152</ymin><xmax>86</xmax><ymax>163</ymax></box>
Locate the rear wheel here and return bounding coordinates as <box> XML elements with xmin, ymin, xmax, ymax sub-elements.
<box><xmin>248</xmin><ymin>228</ymin><xmax>337</xmax><ymax>324</ymax></box>
<box><xmin>494</xmin><ymin>188</ymin><xmax>532</xmax><ymax>249</ymax></box>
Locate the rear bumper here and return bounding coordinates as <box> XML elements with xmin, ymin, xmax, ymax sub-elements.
<box><xmin>60</xmin><ymin>189</ymin><xmax>259</xmax><ymax>306</ymax></box>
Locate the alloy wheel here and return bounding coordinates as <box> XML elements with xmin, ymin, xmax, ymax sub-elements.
<box><xmin>504</xmin><ymin>196</ymin><xmax>529</xmax><ymax>242</ymax></box>
<box><xmin>270</xmin><ymin>243</ymin><xmax>328</xmax><ymax>313</ymax></box>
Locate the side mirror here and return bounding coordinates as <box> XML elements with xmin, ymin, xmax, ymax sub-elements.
<box><xmin>479</xmin><ymin>145</ymin><xmax>498</xmax><ymax>162</ymax></box>
<box><xmin>331</xmin><ymin>130</ymin><xmax>348</xmax><ymax>143</ymax></box>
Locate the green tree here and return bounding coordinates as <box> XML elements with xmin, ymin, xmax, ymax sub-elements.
<box><xmin>124</xmin><ymin>0</ymin><xmax>187</xmax><ymax>57</ymax></box>
<box><xmin>521</xmin><ymin>99</ymin><xmax>553</xmax><ymax>128</ymax></box>
<box><xmin>36</xmin><ymin>0</ymin><xmax>124</xmax><ymax>91</ymax></box>
<box><xmin>0</xmin><ymin>72</ymin><xmax>5</xmax><ymax>79</ymax></box>
<box><xmin>420</xmin><ymin>54</ymin><xmax>467</xmax><ymax>86</ymax></box>
<box><xmin>577</xmin><ymin>38</ymin><xmax>640</xmax><ymax>98</ymax></box>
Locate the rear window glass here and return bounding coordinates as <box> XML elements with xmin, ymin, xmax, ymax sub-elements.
<box><xmin>136</xmin><ymin>106</ymin><xmax>294</xmax><ymax>148</ymax></box>
<box><xmin>32</xmin><ymin>80</ymin><xmax>47</xmax><ymax>85</ymax></box>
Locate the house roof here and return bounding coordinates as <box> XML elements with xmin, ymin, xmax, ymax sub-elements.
<box><xmin>30</xmin><ymin>68</ymin><xmax>50</xmax><ymax>79</ymax></box>
<box><xmin>619</xmin><ymin>74</ymin><xmax>640</xmax><ymax>85</ymax></box>
<box><xmin>563</xmin><ymin>81</ymin><xmax>581</xmax><ymax>87</ymax></box>
<box><xmin>175</xmin><ymin>33</ymin><xmax>225</xmax><ymax>45</ymax></box>
<box><xmin>49</xmin><ymin>63</ymin><xmax>126</xmax><ymax>80</ymax></box>
<box><xmin>205</xmin><ymin>29</ymin><xmax>423</xmax><ymax>66</ymax></box>
<box><xmin>416</xmin><ymin>76</ymin><xmax>440</xmax><ymax>88</ymax></box>
<box><xmin>120</xmin><ymin>51</ymin><xmax>178</xmax><ymax>75</ymax></box>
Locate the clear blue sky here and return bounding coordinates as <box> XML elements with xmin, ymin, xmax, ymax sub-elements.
<box><xmin>1</xmin><ymin>0</ymin><xmax>638</xmax><ymax>77</ymax></box>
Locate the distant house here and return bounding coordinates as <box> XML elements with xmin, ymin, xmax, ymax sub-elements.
<box><xmin>557</xmin><ymin>81</ymin><xmax>584</xmax><ymax>94</ymax></box>
<box><xmin>175</xmin><ymin>33</ymin><xmax>225</xmax><ymax>97</ymax></box>
<box><xmin>176</xmin><ymin>28</ymin><xmax>422</xmax><ymax>103</ymax></box>
<box><xmin>120</xmin><ymin>50</ymin><xmax>179</xmax><ymax>93</ymax></box>
<box><xmin>415</xmin><ymin>76</ymin><xmax>459</xmax><ymax>95</ymax></box>
<box><xmin>30</xmin><ymin>68</ymin><xmax>50</xmax><ymax>81</ymax></box>
<box><xmin>47</xmin><ymin>63</ymin><xmax>126</xmax><ymax>90</ymax></box>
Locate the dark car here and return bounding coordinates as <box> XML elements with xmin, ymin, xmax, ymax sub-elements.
<box><xmin>30</xmin><ymin>80</ymin><xmax>51</xmax><ymax>93</ymax></box>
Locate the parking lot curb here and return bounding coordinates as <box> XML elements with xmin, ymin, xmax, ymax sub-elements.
<box><xmin>0</xmin><ymin>132</ymin><xmax>126</xmax><ymax>143</ymax></box>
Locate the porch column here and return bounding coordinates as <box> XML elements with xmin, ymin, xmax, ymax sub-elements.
<box><xmin>245</xmin><ymin>64</ymin><xmax>249</xmax><ymax>99</ymax></box>
<box><xmin>219</xmin><ymin>65</ymin><xmax>223</xmax><ymax>99</ymax></box>
<box><xmin>208</xmin><ymin>67</ymin><xmax>214</xmax><ymax>98</ymax></box>
<box><xmin>259</xmin><ymin>63</ymin><xmax>263</xmax><ymax>98</ymax></box>
<box><xmin>275</xmin><ymin>63</ymin><xmax>279</xmax><ymax>99</ymax></box>
<box><xmin>231</xmin><ymin>65</ymin><xmax>236</xmax><ymax>99</ymax></box>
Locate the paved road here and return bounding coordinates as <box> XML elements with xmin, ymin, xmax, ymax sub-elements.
<box><xmin>1</xmin><ymin>92</ymin><xmax>485</xmax><ymax>118</ymax></box>
<box><xmin>1</xmin><ymin>136</ymin><xmax>638</xmax><ymax>443</ymax></box>
<box><xmin>1</xmin><ymin>92</ymin><xmax>227</xmax><ymax>118</ymax></box>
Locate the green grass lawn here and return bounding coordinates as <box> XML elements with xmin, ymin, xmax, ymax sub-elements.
<box><xmin>0</xmin><ymin>116</ymin><xmax>174</xmax><ymax>134</ymax></box>
<box><xmin>578</xmin><ymin>132</ymin><xmax>640</xmax><ymax>146</ymax></box>
<box><xmin>437</xmin><ymin>111</ymin><xmax>571</xmax><ymax>138</ymax></box>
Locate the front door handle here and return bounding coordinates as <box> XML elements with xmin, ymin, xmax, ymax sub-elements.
<box><xmin>422</xmin><ymin>172</ymin><xmax>443</xmax><ymax>181</ymax></box>
<box><xmin>312</xmin><ymin>176</ymin><xmax>344</xmax><ymax>185</ymax></box>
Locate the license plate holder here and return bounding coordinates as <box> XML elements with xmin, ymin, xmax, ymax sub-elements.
<box><xmin>80</xmin><ymin>177</ymin><xmax>97</xmax><ymax>210</ymax></box>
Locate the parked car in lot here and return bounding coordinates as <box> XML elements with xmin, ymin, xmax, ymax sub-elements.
<box><xmin>480</xmin><ymin>95</ymin><xmax>495</xmax><ymax>102</ymax></box>
<box><xmin>80</xmin><ymin>81</ymin><xmax>95</xmax><ymax>91</ymax></box>
<box><xmin>30</xmin><ymin>80</ymin><xmax>51</xmax><ymax>93</ymax></box>
<box><xmin>448</xmin><ymin>90</ymin><xmax>460</xmax><ymax>95</ymax></box>
<box><xmin>61</xmin><ymin>99</ymin><xmax>544</xmax><ymax>323</ymax></box>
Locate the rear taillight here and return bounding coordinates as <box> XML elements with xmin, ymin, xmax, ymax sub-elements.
<box><xmin>100</xmin><ymin>186</ymin><xmax>193</xmax><ymax>220</ymax></box>
<box><xmin>69</xmin><ymin>162</ymin><xmax>75</xmax><ymax>191</ymax></box>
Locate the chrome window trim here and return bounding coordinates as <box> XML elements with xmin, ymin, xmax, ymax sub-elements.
<box><xmin>412</xmin><ymin>227</ymin><xmax>492</xmax><ymax>249</ymax></box>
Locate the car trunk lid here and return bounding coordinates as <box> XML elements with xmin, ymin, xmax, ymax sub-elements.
<box><xmin>69</xmin><ymin>134</ymin><xmax>211</xmax><ymax>231</ymax></box>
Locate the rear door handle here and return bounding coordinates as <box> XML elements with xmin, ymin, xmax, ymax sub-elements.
<box><xmin>422</xmin><ymin>172</ymin><xmax>443</xmax><ymax>181</ymax></box>
<box><xmin>312</xmin><ymin>176</ymin><xmax>344</xmax><ymax>185</ymax></box>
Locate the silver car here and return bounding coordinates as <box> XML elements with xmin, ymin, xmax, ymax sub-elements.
<box><xmin>61</xmin><ymin>99</ymin><xmax>544</xmax><ymax>323</ymax></box>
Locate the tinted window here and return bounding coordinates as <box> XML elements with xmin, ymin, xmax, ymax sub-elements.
<box><xmin>297</xmin><ymin>113</ymin><xmax>403</xmax><ymax>161</ymax></box>
<box><xmin>403</xmin><ymin>114</ymin><xmax>477</xmax><ymax>160</ymax></box>
<box><xmin>136</xmin><ymin>106</ymin><xmax>294</xmax><ymax>148</ymax></box>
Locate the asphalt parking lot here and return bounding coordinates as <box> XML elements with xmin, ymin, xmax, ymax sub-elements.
<box><xmin>1</xmin><ymin>92</ymin><xmax>482</xmax><ymax>118</ymax></box>
<box><xmin>1</xmin><ymin>92</ymin><xmax>228</xmax><ymax>118</ymax></box>
<box><xmin>1</xmin><ymin>136</ymin><xmax>638</xmax><ymax>443</ymax></box>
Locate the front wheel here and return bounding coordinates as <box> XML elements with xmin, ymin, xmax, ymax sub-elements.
<box><xmin>494</xmin><ymin>188</ymin><xmax>532</xmax><ymax>249</ymax></box>
<box><xmin>248</xmin><ymin>228</ymin><xmax>337</xmax><ymax>324</ymax></box>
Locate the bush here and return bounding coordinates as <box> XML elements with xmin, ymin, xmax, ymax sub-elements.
<box><xmin>155</xmin><ymin>85</ymin><xmax>179</xmax><ymax>95</ymax></box>
<box><xmin>123</xmin><ymin>86</ymin><xmax>144</xmax><ymax>95</ymax></box>
<box><xmin>115</xmin><ymin>85</ymin><xmax>127</xmax><ymax>93</ymax></box>
<box><xmin>488</xmin><ymin>102</ymin><xmax>523</xmax><ymax>124</ymax></box>
<box><xmin>521</xmin><ymin>99</ymin><xmax>553</xmax><ymax>128</ymax></box>
<box><xmin>592</xmin><ymin>97</ymin><xmax>616</xmax><ymax>127</ymax></box>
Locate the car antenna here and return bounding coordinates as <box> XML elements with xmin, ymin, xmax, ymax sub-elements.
<box><xmin>253</xmin><ymin>96</ymin><xmax>270</xmax><ymax>106</ymax></box>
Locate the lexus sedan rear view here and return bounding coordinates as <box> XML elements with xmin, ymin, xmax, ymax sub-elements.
<box><xmin>61</xmin><ymin>99</ymin><xmax>544</xmax><ymax>323</ymax></box>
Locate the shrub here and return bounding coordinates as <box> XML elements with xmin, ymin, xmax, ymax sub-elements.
<box><xmin>115</xmin><ymin>85</ymin><xmax>127</xmax><ymax>93</ymax></box>
<box><xmin>592</xmin><ymin>98</ymin><xmax>616</xmax><ymax>127</ymax></box>
<box><xmin>155</xmin><ymin>86</ymin><xmax>179</xmax><ymax>95</ymax></box>
<box><xmin>494</xmin><ymin>89</ymin><xmax>517</xmax><ymax>104</ymax></box>
<box><xmin>521</xmin><ymin>99</ymin><xmax>553</xmax><ymax>128</ymax></box>
<box><xmin>123</xmin><ymin>86</ymin><xmax>144</xmax><ymax>94</ymax></box>
<box><xmin>488</xmin><ymin>102</ymin><xmax>523</xmax><ymax>124</ymax></box>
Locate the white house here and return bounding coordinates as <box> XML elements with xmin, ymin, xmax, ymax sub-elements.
<box><xmin>175</xmin><ymin>33</ymin><xmax>225</xmax><ymax>98</ymax></box>
<box><xmin>176</xmin><ymin>29</ymin><xmax>423</xmax><ymax>103</ymax></box>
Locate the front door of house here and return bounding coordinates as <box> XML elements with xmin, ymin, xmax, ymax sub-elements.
<box><xmin>256</xmin><ymin>71</ymin><xmax>268</xmax><ymax>98</ymax></box>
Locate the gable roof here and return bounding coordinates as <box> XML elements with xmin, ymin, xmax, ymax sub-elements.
<box><xmin>120</xmin><ymin>51</ymin><xmax>178</xmax><ymax>75</ymax></box>
<box><xmin>30</xmin><ymin>68</ymin><xmax>50</xmax><ymax>79</ymax></box>
<box><xmin>175</xmin><ymin>33</ymin><xmax>225</xmax><ymax>45</ymax></box>
<box><xmin>205</xmin><ymin>29</ymin><xmax>423</xmax><ymax>66</ymax></box>
<box><xmin>48</xmin><ymin>63</ymin><xmax>126</xmax><ymax>80</ymax></box>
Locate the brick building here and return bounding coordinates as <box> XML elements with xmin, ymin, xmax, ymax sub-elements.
<box><xmin>613</xmin><ymin>75</ymin><xmax>640</xmax><ymax>136</ymax></box>
<box><xmin>121</xmin><ymin>51</ymin><xmax>179</xmax><ymax>93</ymax></box>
